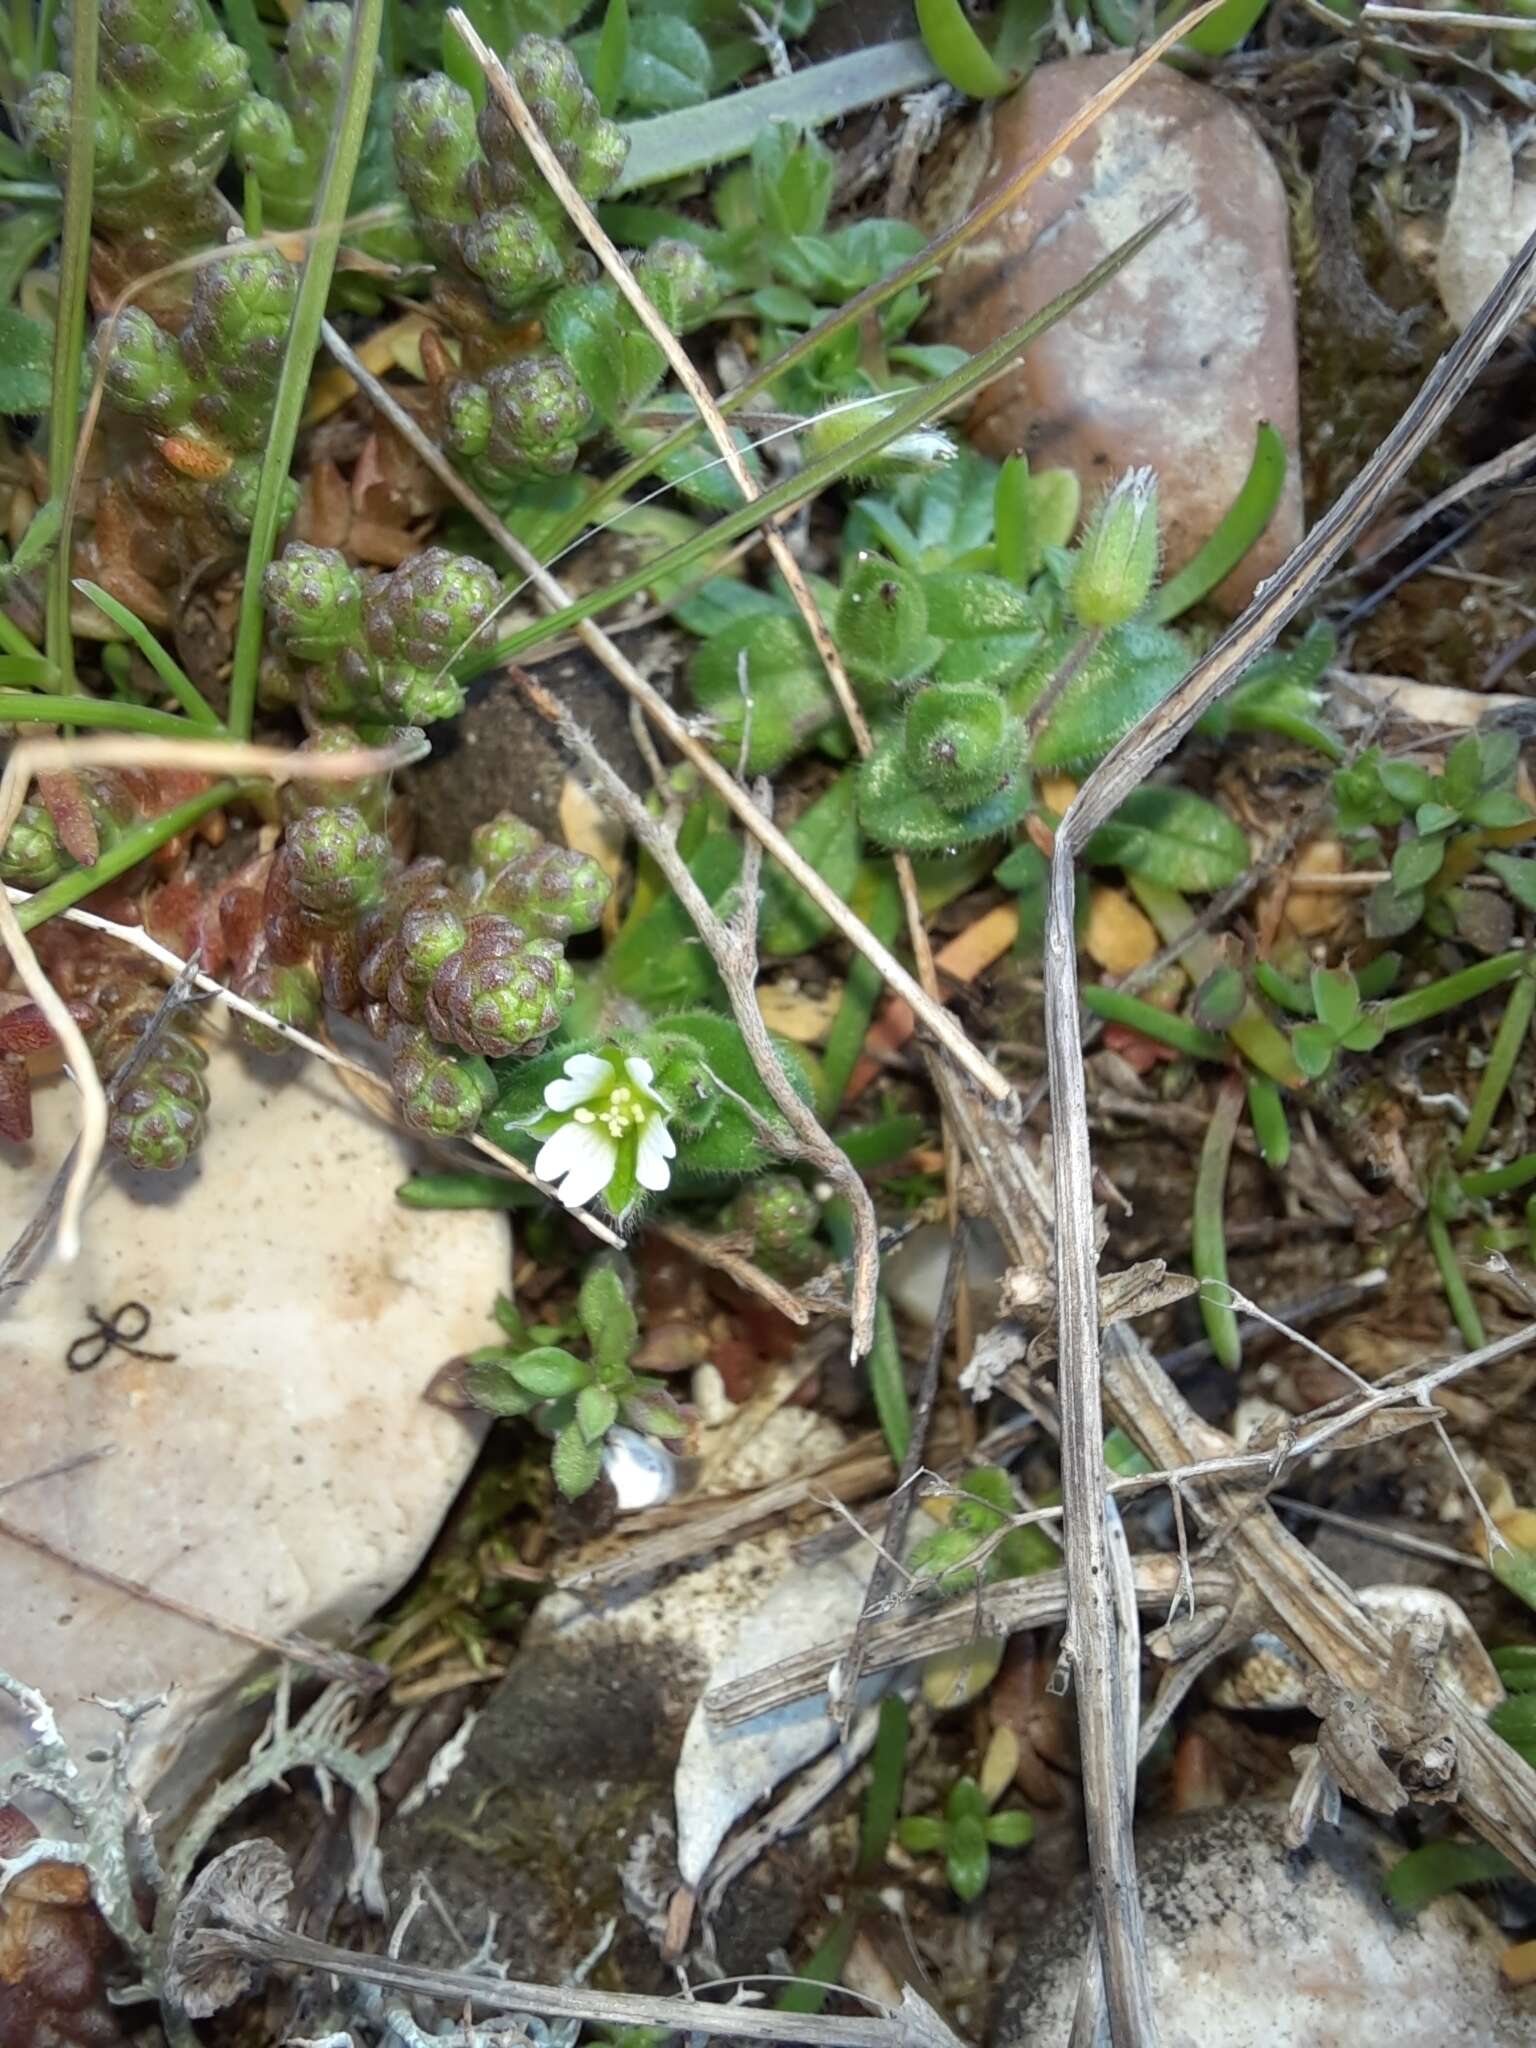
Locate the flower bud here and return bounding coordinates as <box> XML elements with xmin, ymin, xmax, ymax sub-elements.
<box><xmin>1068</xmin><ymin>467</ymin><xmax>1160</xmax><ymax>628</ymax></box>
<box><xmin>903</xmin><ymin>682</ymin><xmax>1014</xmax><ymax>805</ymax></box>
<box><xmin>835</xmin><ymin>552</ymin><xmax>931</xmax><ymax>688</ymax></box>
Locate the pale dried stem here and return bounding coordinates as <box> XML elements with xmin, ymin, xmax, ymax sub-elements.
<box><xmin>517</xmin><ymin>672</ymin><xmax>881</xmax><ymax>1355</ymax></box>
<box><xmin>1038</xmin><ymin>221</ymin><xmax>1536</xmax><ymax>2041</ymax></box>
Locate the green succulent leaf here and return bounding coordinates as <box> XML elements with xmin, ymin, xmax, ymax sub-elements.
<box><xmin>1392</xmin><ymin>833</ymin><xmax>1446</xmax><ymax>893</ymax></box>
<box><xmin>1379</xmin><ymin>760</ymin><xmax>1436</xmax><ymax>809</ymax></box>
<box><xmin>1384</xmin><ymin>1841</ymin><xmax>1513</xmax><ymax>1915</ymax></box>
<box><xmin>1492</xmin><ymin>1644</ymin><xmax>1536</xmax><ymax>1693</ymax></box>
<box><xmin>945</xmin><ymin>1814</ymin><xmax>991</xmax><ymax>1901</ymax></box>
<box><xmin>1470</xmin><ymin>791</ymin><xmax>1532</xmax><ymax>829</ymax></box>
<box><xmin>1311</xmin><ymin>968</ymin><xmax>1360</xmax><ymax>1037</ymax></box>
<box><xmin>1291</xmin><ymin>1023</ymin><xmax>1337</xmax><ymax>1080</ymax></box>
<box><xmin>896</xmin><ymin>1815</ymin><xmax>947</xmax><ymax>1854</ymax></box>
<box><xmin>985</xmin><ymin>1808</ymin><xmax>1035</xmax><ymax>1850</ymax></box>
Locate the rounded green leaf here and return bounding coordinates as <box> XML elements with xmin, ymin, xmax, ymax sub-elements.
<box><xmin>945</xmin><ymin>1815</ymin><xmax>990</xmax><ymax>1901</ymax></box>
<box><xmin>896</xmin><ymin>1815</ymin><xmax>947</xmax><ymax>1854</ymax></box>
<box><xmin>510</xmin><ymin>1346</ymin><xmax>593</xmax><ymax>1398</ymax></box>
<box><xmin>1084</xmin><ymin>787</ymin><xmax>1249</xmax><ymax>892</ymax></box>
<box><xmin>576</xmin><ymin>1382</ymin><xmax>621</xmax><ymax>1444</ymax></box>
<box><xmin>985</xmin><ymin>1808</ymin><xmax>1035</xmax><ymax>1849</ymax></box>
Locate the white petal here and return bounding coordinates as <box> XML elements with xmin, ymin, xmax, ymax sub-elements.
<box><xmin>543</xmin><ymin>1054</ymin><xmax>612</xmax><ymax>1112</ymax></box>
<box><xmin>634</xmin><ymin>1113</ymin><xmax>677</xmax><ymax>1193</ymax></box>
<box><xmin>536</xmin><ymin>1121</ymin><xmax>617</xmax><ymax>1207</ymax></box>
<box><xmin>625</xmin><ymin>1054</ymin><xmax>669</xmax><ymax>1108</ymax></box>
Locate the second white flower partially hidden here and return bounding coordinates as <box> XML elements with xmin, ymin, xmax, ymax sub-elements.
<box><xmin>531</xmin><ymin>1049</ymin><xmax>677</xmax><ymax>1216</ymax></box>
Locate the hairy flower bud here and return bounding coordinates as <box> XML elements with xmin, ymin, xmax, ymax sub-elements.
<box><xmin>835</xmin><ymin>552</ymin><xmax>931</xmax><ymax>688</ymax></box>
<box><xmin>903</xmin><ymin>682</ymin><xmax>1014</xmax><ymax>805</ymax></box>
<box><xmin>1069</xmin><ymin>467</ymin><xmax>1160</xmax><ymax>629</ymax></box>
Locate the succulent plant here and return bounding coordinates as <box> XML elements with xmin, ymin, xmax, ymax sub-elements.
<box><xmin>93</xmin><ymin>247</ymin><xmax>299</xmax><ymax>539</ymax></box>
<box><xmin>24</xmin><ymin>0</ymin><xmax>248</xmax><ymax>259</ymax></box>
<box><xmin>263</xmin><ymin>543</ymin><xmax>500</xmax><ymax>725</ymax></box>
<box><xmin>394</xmin><ymin>37</ymin><xmax>626</xmax><ymax>321</ymax></box>
<box><xmin>92</xmin><ymin>985</ymin><xmax>210</xmax><ymax>1172</ymax></box>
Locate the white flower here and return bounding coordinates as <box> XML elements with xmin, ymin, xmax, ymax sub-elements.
<box><xmin>533</xmin><ymin>1050</ymin><xmax>677</xmax><ymax>1214</ymax></box>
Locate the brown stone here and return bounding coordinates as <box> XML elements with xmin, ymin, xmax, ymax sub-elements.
<box><xmin>932</xmin><ymin>56</ymin><xmax>1303</xmax><ymax>613</ymax></box>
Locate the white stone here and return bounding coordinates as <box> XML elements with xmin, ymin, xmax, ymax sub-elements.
<box><xmin>0</xmin><ymin>1027</ymin><xmax>505</xmax><ymax>1810</ymax></box>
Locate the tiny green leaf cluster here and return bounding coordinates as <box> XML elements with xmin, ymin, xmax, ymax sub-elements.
<box><xmin>909</xmin><ymin>1468</ymin><xmax>1059</xmax><ymax>1594</ymax></box>
<box><xmin>1334</xmin><ymin>730</ymin><xmax>1534</xmax><ymax>941</ymax></box>
<box><xmin>462</xmin><ymin>1262</ymin><xmax>686</xmax><ymax>1497</ymax></box>
<box><xmin>231</xmin><ymin>2</ymin><xmax>418</xmax><ymax>270</ymax></box>
<box><xmin>93</xmin><ymin>984</ymin><xmax>210</xmax><ymax>1172</ymax></box>
<box><xmin>895</xmin><ymin>1773</ymin><xmax>1033</xmax><ymax>1903</ymax></box>
<box><xmin>226</xmin><ymin>743</ymin><xmax>610</xmax><ymax>1142</ymax></box>
<box><xmin>393</xmin><ymin>36</ymin><xmax>722</xmax><ymax>495</ymax></box>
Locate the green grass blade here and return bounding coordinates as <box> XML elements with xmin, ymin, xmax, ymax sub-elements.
<box><xmin>74</xmin><ymin>579</ymin><xmax>224</xmax><ymax>728</ymax></box>
<box><xmin>44</xmin><ymin>0</ymin><xmax>96</xmax><ymax>691</ymax></box>
<box><xmin>0</xmin><ymin>691</ymin><xmax>204</xmax><ymax>737</ymax></box>
<box><xmin>916</xmin><ymin>0</ymin><xmax>1014</xmax><ymax>95</ymax></box>
<box><xmin>1152</xmin><ymin>422</ymin><xmax>1287</xmax><ymax>622</ymax></box>
<box><xmin>226</xmin><ymin>0</ymin><xmax>384</xmax><ymax>739</ymax></box>
<box><xmin>14</xmin><ymin>780</ymin><xmax>245</xmax><ymax>932</ymax></box>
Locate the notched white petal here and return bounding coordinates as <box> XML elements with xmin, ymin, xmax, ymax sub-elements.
<box><xmin>635</xmin><ymin>1114</ymin><xmax>676</xmax><ymax>1192</ymax></box>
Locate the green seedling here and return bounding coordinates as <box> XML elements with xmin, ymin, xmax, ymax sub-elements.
<box><xmin>461</xmin><ymin>1261</ymin><xmax>686</xmax><ymax>1498</ymax></box>
<box><xmin>912</xmin><ymin>1467</ymin><xmax>1059</xmax><ymax>1708</ymax></box>
<box><xmin>1289</xmin><ymin>967</ymin><xmax>1386</xmax><ymax>1081</ymax></box>
<box><xmin>1334</xmin><ymin>730</ymin><xmax>1534</xmax><ymax>941</ymax></box>
<box><xmin>896</xmin><ymin>1771</ymin><xmax>1034</xmax><ymax>1903</ymax></box>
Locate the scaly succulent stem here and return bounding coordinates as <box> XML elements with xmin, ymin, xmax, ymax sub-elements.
<box><xmin>227</xmin><ymin>0</ymin><xmax>384</xmax><ymax>740</ymax></box>
<box><xmin>44</xmin><ymin>0</ymin><xmax>96</xmax><ymax>692</ymax></box>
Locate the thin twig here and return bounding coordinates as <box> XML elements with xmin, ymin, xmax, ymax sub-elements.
<box><xmin>173</xmin><ymin>1912</ymin><xmax>969</xmax><ymax>2048</ymax></box>
<box><xmin>0</xmin><ymin>1515</ymin><xmax>385</xmax><ymax>1691</ymax></box>
<box><xmin>315</xmin><ymin>322</ymin><xmax>1013</xmax><ymax>1106</ymax></box>
<box><xmin>650</xmin><ymin>1218</ymin><xmax>815</xmax><ymax>1326</ymax></box>
<box><xmin>516</xmin><ymin>672</ymin><xmax>881</xmax><ymax>1356</ymax></box>
<box><xmin>835</xmin><ymin>1227</ymin><xmax>966</xmax><ymax>1728</ymax></box>
<box><xmin>1041</xmin><ymin>221</ymin><xmax>1536</xmax><ymax>2047</ymax></box>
